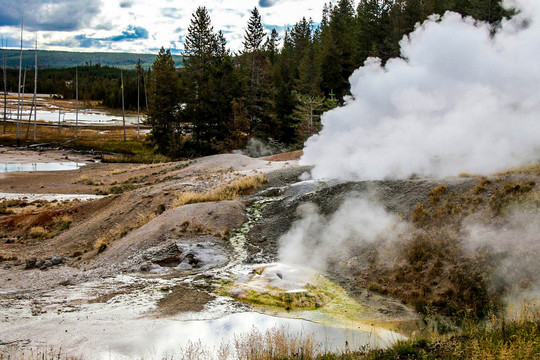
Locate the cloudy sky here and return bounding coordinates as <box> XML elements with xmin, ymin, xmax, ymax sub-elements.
<box><xmin>0</xmin><ymin>0</ymin><xmax>329</xmax><ymax>54</ymax></box>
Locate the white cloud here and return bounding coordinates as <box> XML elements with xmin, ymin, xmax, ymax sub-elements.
<box><xmin>0</xmin><ymin>0</ymin><xmax>329</xmax><ymax>53</ymax></box>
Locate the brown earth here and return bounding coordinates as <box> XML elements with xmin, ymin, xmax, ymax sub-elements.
<box><xmin>0</xmin><ymin>149</ymin><xmax>297</xmax><ymax>292</ymax></box>
<box><xmin>156</xmin><ymin>285</ymin><xmax>215</xmax><ymax>316</ymax></box>
<box><xmin>263</xmin><ymin>150</ymin><xmax>303</xmax><ymax>162</ymax></box>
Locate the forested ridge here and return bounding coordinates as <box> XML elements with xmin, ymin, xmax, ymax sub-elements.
<box><xmin>1</xmin><ymin>50</ymin><xmax>182</xmax><ymax>70</ymax></box>
<box><xmin>2</xmin><ymin>65</ymin><xmax>146</xmax><ymax>110</ymax></box>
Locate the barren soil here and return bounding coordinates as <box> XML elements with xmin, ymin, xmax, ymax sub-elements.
<box><xmin>0</xmin><ymin>148</ymin><xmax>430</xmax><ymax>357</ymax></box>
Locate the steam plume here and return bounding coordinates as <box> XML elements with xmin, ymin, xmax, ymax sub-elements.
<box><xmin>301</xmin><ymin>0</ymin><xmax>540</xmax><ymax>180</ymax></box>
<box><xmin>278</xmin><ymin>196</ymin><xmax>406</xmax><ymax>270</ymax></box>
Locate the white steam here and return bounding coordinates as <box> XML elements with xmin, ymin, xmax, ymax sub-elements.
<box><xmin>301</xmin><ymin>0</ymin><xmax>540</xmax><ymax>180</ymax></box>
<box><xmin>464</xmin><ymin>210</ymin><xmax>540</xmax><ymax>304</ymax></box>
<box><xmin>278</xmin><ymin>196</ymin><xmax>406</xmax><ymax>270</ymax></box>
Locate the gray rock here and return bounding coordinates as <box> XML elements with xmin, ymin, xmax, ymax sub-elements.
<box><xmin>51</xmin><ymin>255</ymin><xmax>63</xmax><ymax>265</ymax></box>
<box><xmin>140</xmin><ymin>262</ymin><xmax>151</xmax><ymax>272</ymax></box>
<box><xmin>25</xmin><ymin>257</ymin><xmax>37</xmax><ymax>270</ymax></box>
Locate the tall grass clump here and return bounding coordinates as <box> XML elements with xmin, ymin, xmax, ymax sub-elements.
<box><xmin>175</xmin><ymin>175</ymin><xmax>267</xmax><ymax>207</ymax></box>
<box><xmin>234</xmin><ymin>326</ymin><xmax>317</xmax><ymax>360</ymax></box>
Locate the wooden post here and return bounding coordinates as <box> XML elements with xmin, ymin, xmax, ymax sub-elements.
<box><xmin>58</xmin><ymin>109</ymin><xmax>61</xmax><ymax>134</ymax></box>
<box><xmin>26</xmin><ymin>34</ymin><xmax>37</xmax><ymax>141</ymax></box>
<box><xmin>2</xmin><ymin>37</ymin><xmax>7</xmax><ymax>134</ymax></box>
<box><xmin>33</xmin><ymin>33</ymin><xmax>38</xmax><ymax>141</ymax></box>
<box><xmin>143</xmin><ymin>69</ymin><xmax>149</xmax><ymax>111</ymax></box>
<box><xmin>16</xmin><ymin>21</ymin><xmax>23</xmax><ymax>145</ymax></box>
<box><xmin>137</xmin><ymin>66</ymin><xmax>140</xmax><ymax>140</ymax></box>
<box><xmin>21</xmin><ymin>68</ymin><xmax>27</xmax><ymax>140</ymax></box>
<box><xmin>121</xmin><ymin>68</ymin><xmax>126</xmax><ymax>142</ymax></box>
<box><xmin>74</xmin><ymin>66</ymin><xmax>78</xmax><ymax>140</ymax></box>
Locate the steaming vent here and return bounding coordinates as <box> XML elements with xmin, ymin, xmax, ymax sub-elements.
<box><xmin>301</xmin><ymin>0</ymin><xmax>540</xmax><ymax>181</ymax></box>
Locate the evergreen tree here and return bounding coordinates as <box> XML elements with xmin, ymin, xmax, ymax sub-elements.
<box><xmin>273</xmin><ymin>83</ymin><xmax>298</xmax><ymax>144</ymax></box>
<box><xmin>182</xmin><ymin>7</ymin><xmax>218</xmax><ymax>149</ymax></box>
<box><xmin>183</xmin><ymin>6</ymin><xmax>216</xmax><ymax>103</ymax></box>
<box><xmin>294</xmin><ymin>93</ymin><xmax>325</xmax><ymax>145</ymax></box>
<box><xmin>209</xmin><ymin>31</ymin><xmax>243</xmax><ymax>151</ymax></box>
<box><xmin>243</xmin><ymin>7</ymin><xmax>266</xmax><ymax>51</ymax></box>
<box><xmin>264</xmin><ymin>29</ymin><xmax>280</xmax><ymax>65</ymax></box>
<box><xmin>297</xmin><ymin>41</ymin><xmax>322</xmax><ymax>96</ymax></box>
<box><xmin>320</xmin><ymin>0</ymin><xmax>357</xmax><ymax>100</ymax></box>
<box><xmin>181</xmin><ymin>8</ymin><xmax>244</xmax><ymax>154</ymax></box>
<box><xmin>147</xmin><ymin>47</ymin><xmax>180</xmax><ymax>154</ymax></box>
<box><xmin>356</xmin><ymin>0</ymin><xmax>395</xmax><ymax>64</ymax></box>
<box><xmin>240</xmin><ymin>6</ymin><xmax>272</xmax><ymax>138</ymax></box>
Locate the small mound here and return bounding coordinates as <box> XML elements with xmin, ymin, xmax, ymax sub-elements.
<box><xmin>263</xmin><ymin>150</ymin><xmax>303</xmax><ymax>162</ymax></box>
<box><xmin>228</xmin><ymin>264</ymin><xmax>329</xmax><ymax>309</ymax></box>
<box><xmin>226</xmin><ymin>263</ymin><xmax>357</xmax><ymax>311</ymax></box>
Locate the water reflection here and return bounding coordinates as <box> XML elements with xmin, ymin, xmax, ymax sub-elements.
<box><xmin>106</xmin><ymin>312</ymin><xmax>403</xmax><ymax>359</ymax></box>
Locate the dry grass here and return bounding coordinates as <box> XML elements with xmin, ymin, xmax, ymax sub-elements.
<box><xmin>102</xmin><ymin>153</ymin><xmax>171</xmax><ymax>164</ymax></box>
<box><xmin>0</xmin><ymin>123</ymin><xmax>169</xmax><ymax>164</ymax></box>
<box><xmin>234</xmin><ymin>326</ymin><xmax>317</xmax><ymax>360</ymax></box>
<box><xmin>94</xmin><ymin>237</ymin><xmax>109</xmax><ymax>254</ymax></box>
<box><xmin>28</xmin><ymin>226</ymin><xmax>50</xmax><ymax>239</ymax></box>
<box><xmin>53</xmin><ymin>214</ymin><xmax>73</xmax><ymax>231</ymax></box>
<box><xmin>75</xmin><ymin>175</ymin><xmax>89</xmax><ymax>183</ymax></box>
<box><xmin>175</xmin><ymin>175</ymin><xmax>267</xmax><ymax>207</ymax></box>
<box><xmin>498</xmin><ymin>163</ymin><xmax>540</xmax><ymax>176</ymax></box>
<box><xmin>0</xmin><ymin>122</ymin><xmax>144</xmax><ymax>147</ymax></box>
<box><xmin>92</xmin><ymin>212</ymin><xmax>156</xmax><ymax>254</ymax></box>
<box><xmin>361</xmin><ymin>178</ymin><xmax>540</xmax><ymax>318</ymax></box>
<box><xmin>169</xmin><ymin>326</ymin><xmax>317</xmax><ymax>360</ymax></box>
<box><xmin>0</xmin><ymin>346</ymin><xmax>79</xmax><ymax>360</ymax></box>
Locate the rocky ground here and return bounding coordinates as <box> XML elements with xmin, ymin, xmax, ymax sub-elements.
<box><xmin>4</xmin><ymin>147</ymin><xmax>536</xmax><ymax>357</ymax></box>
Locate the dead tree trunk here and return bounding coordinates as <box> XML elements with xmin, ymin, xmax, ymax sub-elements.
<box><xmin>121</xmin><ymin>68</ymin><xmax>126</xmax><ymax>142</ymax></box>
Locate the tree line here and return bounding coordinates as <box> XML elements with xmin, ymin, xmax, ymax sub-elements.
<box><xmin>2</xmin><ymin>64</ymin><xmax>149</xmax><ymax>110</ymax></box>
<box><xmin>147</xmin><ymin>0</ymin><xmax>511</xmax><ymax>157</ymax></box>
<box><xmin>0</xmin><ymin>49</ymin><xmax>182</xmax><ymax>70</ymax></box>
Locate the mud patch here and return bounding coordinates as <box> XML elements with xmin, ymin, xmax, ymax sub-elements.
<box><xmin>157</xmin><ymin>285</ymin><xmax>215</xmax><ymax>316</ymax></box>
<box><xmin>88</xmin><ymin>283</ymin><xmax>145</xmax><ymax>304</ymax></box>
<box><xmin>142</xmin><ymin>239</ymin><xmax>230</xmax><ymax>272</ymax></box>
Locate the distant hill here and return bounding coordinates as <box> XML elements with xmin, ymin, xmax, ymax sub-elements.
<box><xmin>1</xmin><ymin>50</ymin><xmax>183</xmax><ymax>70</ymax></box>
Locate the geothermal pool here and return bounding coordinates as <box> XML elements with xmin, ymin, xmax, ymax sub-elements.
<box><xmin>8</xmin><ymin>110</ymin><xmax>144</xmax><ymax>126</ymax></box>
<box><xmin>0</xmin><ymin>272</ymin><xmax>405</xmax><ymax>359</ymax></box>
<box><xmin>104</xmin><ymin>312</ymin><xmax>400</xmax><ymax>359</ymax></box>
<box><xmin>0</xmin><ymin>162</ymin><xmax>85</xmax><ymax>173</ymax></box>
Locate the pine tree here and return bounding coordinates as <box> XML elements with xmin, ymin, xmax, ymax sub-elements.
<box><xmin>243</xmin><ymin>7</ymin><xmax>266</xmax><ymax>51</ymax></box>
<box><xmin>216</xmin><ymin>30</ymin><xmax>228</xmax><ymax>58</ymax></box>
<box><xmin>184</xmin><ymin>6</ymin><xmax>216</xmax><ymax>87</ymax></box>
<box><xmin>297</xmin><ymin>41</ymin><xmax>322</xmax><ymax>96</ymax></box>
<box><xmin>319</xmin><ymin>0</ymin><xmax>357</xmax><ymax>100</ymax></box>
<box><xmin>209</xmin><ymin>31</ymin><xmax>243</xmax><ymax>151</ymax></box>
<box><xmin>294</xmin><ymin>93</ymin><xmax>325</xmax><ymax>144</ymax></box>
<box><xmin>147</xmin><ymin>47</ymin><xmax>180</xmax><ymax>154</ymax></box>
<box><xmin>264</xmin><ymin>29</ymin><xmax>280</xmax><ymax>65</ymax></box>
<box><xmin>273</xmin><ymin>84</ymin><xmax>298</xmax><ymax>145</ymax></box>
<box><xmin>182</xmin><ymin>7</ymin><xmax>218</xmax><ymax>149</ymax></box>
<box><xmin>356</xmin><ymin>0</ymin><xmax>394</xmax><ymax>64</ymax></box>
<box><xmin>240</xmin><ymin>6</ymin><xmax>272</xmax><ymax>139</ymax></box>
<box><xmin>181</xmin><ymin>8</ymin><xmax>243</xmax><ymax>153</ymax></box>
